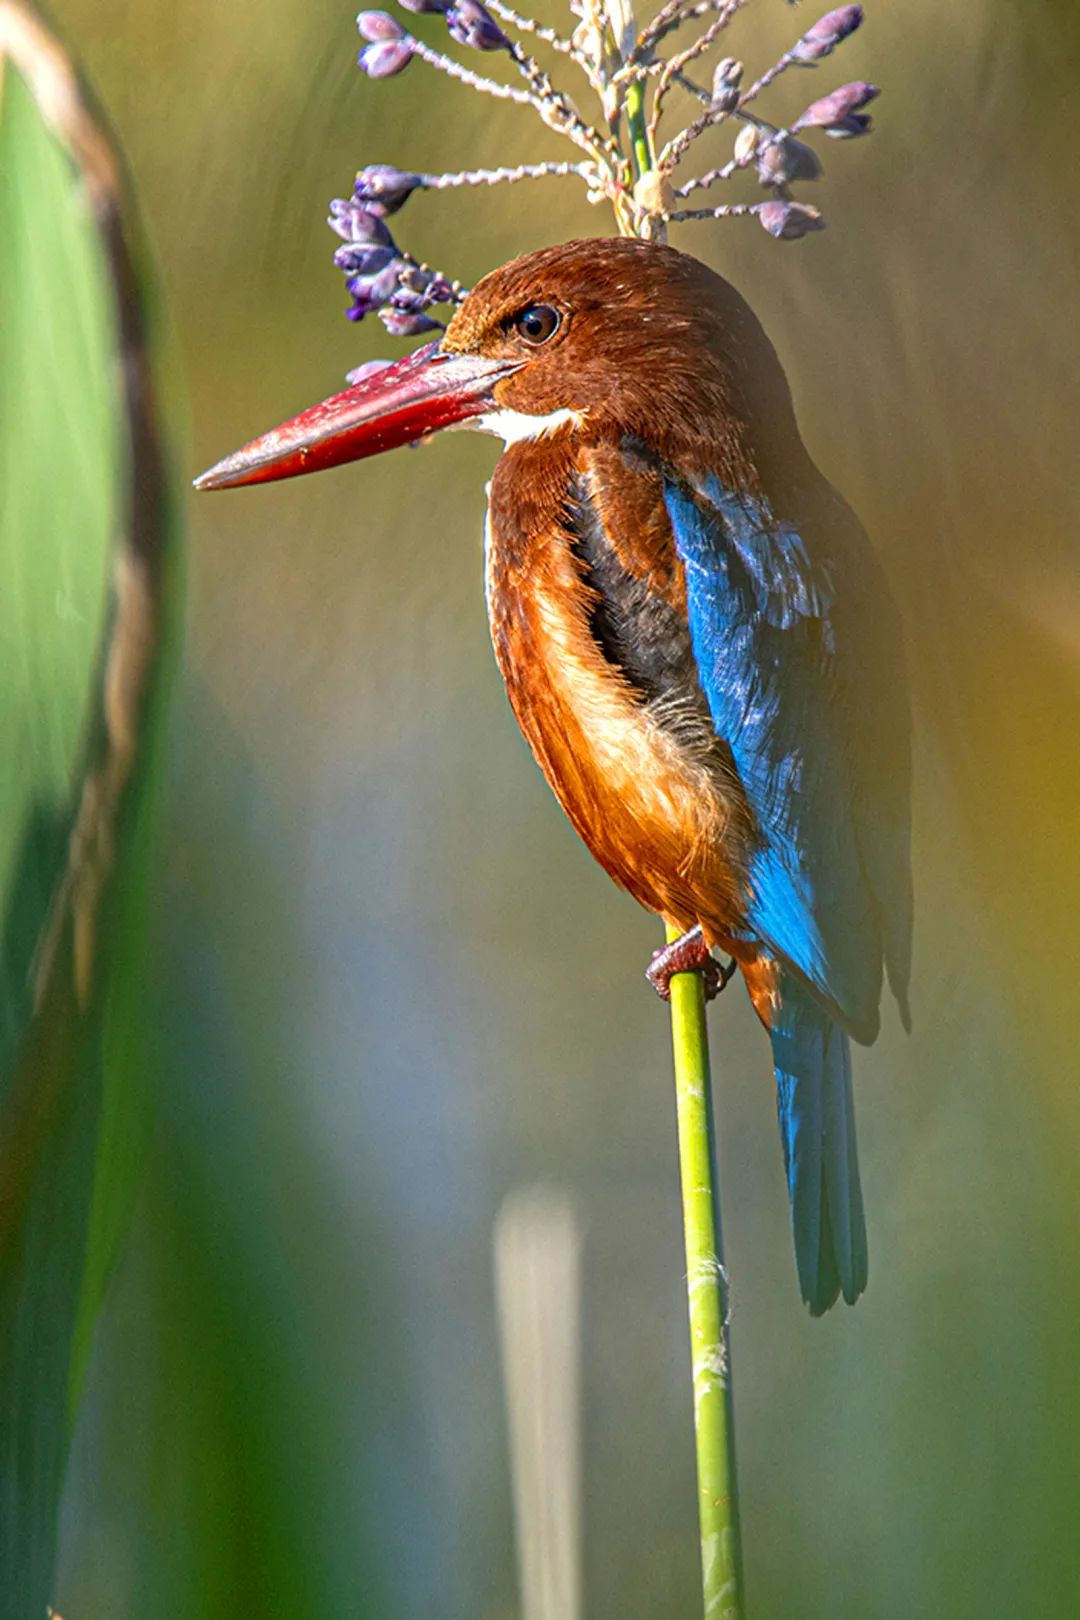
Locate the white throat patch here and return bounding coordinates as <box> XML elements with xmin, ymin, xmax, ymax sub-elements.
<box><xmin>472</xmin><ymin>406</ymin><xmax>584</xmax><ymax>445</ymax></box>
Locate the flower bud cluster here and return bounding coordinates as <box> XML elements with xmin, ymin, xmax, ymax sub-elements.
<box><xmin>329</xmin><ymin>188</ymin><xmax>460</xmax><ymax>332</ymax></box>
<box><xmin>670</xmin><ymin>3</ymin><xmax>876</xmax><ymax>241</ymax></box>
<box><xmin>332</xmin><ymin>0</ymin><xmax>882</xmax><ymax>332</ymax></box>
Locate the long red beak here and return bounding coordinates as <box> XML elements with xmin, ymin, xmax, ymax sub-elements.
<box><xmin>194</xmin><ymin>342</ymin><xmax>520</xmax><ymax>491</ymax></box>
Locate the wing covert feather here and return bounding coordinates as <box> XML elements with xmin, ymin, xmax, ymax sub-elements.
<box><xmin>663</xmin><ymin>472</ymin><xmax>910</xmax><ymax>1040</ymax></box>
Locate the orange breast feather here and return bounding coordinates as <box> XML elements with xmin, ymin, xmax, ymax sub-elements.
<box><xmin>484</xmin><ymin>438</ymin><xmax>754</xmax><ymax>952</ymax></box>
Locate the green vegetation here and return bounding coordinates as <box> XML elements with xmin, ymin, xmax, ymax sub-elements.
<box><xmin>0</xmin><ymin>11</ymin><xmax>178</xmax><ymax>1614</ymax></box>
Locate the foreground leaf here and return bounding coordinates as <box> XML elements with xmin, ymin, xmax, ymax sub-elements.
<box><xmin>0</xmin><ymin>4</ymin><xmax>179</xmax><ymax>1613</ymax></box>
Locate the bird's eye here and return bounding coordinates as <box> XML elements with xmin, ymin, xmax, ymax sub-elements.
<box><xmin>514</xmin><ymin>304</ymin><xmax>561</xmax><ymax>345</ymax></box>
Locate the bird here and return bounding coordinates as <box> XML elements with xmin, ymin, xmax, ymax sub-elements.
<box><xmin>196</xmin><ymin>236</ymin><xmax>912</xmax><ymax>1314</ymax></box>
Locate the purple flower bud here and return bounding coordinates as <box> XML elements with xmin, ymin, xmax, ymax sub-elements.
<box><xmin>354</xmin><ymin>164</ymin><xmax>423</xmax><ymax>216</ymax></box>
<box><xmin>390</xmin><ymin>287</ymin><xmax>430</xmax><ymax>314</ymax></box>
<box><xmin>395</xmin><ymin>264</ymin><xmax>455</xmax><ymax>306</ymax></box>
<box><xmin>823</xmin><ymin>111</ymin><xmax>873</xmax><ymax>137</ymax></box>
<box><xmin>346</xmin><ymin>261</ymin><xmax>406</xmax><ymax>319</ymax></box>
<box><xmin>328</xmin><ymin>199</ymin><xmax>396</xmax><ymax>246</ymax></box>
<box><xmin>390</xmin><ymin>275</ymin><xmax>454</xmax><ymax>316</ymax></box>
<box><xmin>733</xmin><ymin>123</ymin><xmax>759</xmax><ymax>166</ymax></box>
<box><xmin>793</xmin><ymin>80</ymin><xmax>878</xmax><ymax>129</ymax></box>
<box><xmin>358</xmin><ymin>38</ymin><xmax>413</xmax><ymax>76</ymax></box>
<box><xmin>379</xmin><ymin>308</ymin><xmax>443</xmax><ymax>337</ymax></box>
<box><xmin>363</xmin><ymin>263</ymin><xmax>406</xmax><ymax>303</ymax></box>
<box><xmin>710</xmin><ymin>57</ymin><xmax>743</xmax><ymax>112</ymax></box>
<box><xmin>759</xmin><ymin>200</ymin><xmax>826</xmax><ymax>240</ymax></box>
<box><xmin>397</xmin><ymin>0</ymin><xmax>447</xmax><ymax>10</ymax></box>
<box><xmin>346</xmin><ymin>359</ymin><xmax>394</xmax><ymax>385</ymax></box>
<box><xmin>333</xmin><ymin>243</ymin><xmax>399</xmax><ymax>276</ymax></box>
<box><xmin>790</xmin><ymin>5</ymin><xmax>863</xmax><ymax>64</ymax></box>
<box><xmin>446</xmin><ymin>0</ymin><xmax>508</xmax><ymax>51</ymax></box>
<box><xmin>357</xmin><ymin>9</ymin><xmax>406</xmax><ymax>39</ymax></box>
<box><xmin>423</xmin><ymin>275</ymin><xmax>454</xmax><ymax>305</ymax></box>
<box><xmin>756</xmin><ymin>135</ymin><xmax>822</xmax><ymax>186</ymax></box>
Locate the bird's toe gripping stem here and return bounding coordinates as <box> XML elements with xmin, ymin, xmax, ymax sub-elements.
<box><xmin>646</xmin><ymin>925</ymin><xmax>737</xmax><ymax>1003</ymax></box>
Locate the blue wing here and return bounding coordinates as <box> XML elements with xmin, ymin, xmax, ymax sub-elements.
<box><xmin>663</xmin><ymin>471</ymin><xmax>911</xmax><ymax>1041</ymax></box>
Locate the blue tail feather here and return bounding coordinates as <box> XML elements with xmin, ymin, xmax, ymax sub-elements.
<box><xmin>770</xmin><ymin>978</ymin><xmax>868</xmax><ymax>1314</ymax></box>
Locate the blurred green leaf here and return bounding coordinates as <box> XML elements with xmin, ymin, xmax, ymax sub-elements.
<box><xmin>0</xmin><ymin>6</ymin><xmax>179</xmax><ymax>1615</ymax></box>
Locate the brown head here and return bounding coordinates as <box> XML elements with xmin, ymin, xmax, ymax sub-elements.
<box><xmin>446</xmin><ymin>237</ymin><xmax>799</xmax><ymax>478</ymax></box>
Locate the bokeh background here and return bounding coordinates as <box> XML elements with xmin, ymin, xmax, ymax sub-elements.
<box><xmin>44</xmin><ymin>0</ymin><xmax>1080</xmax><ymax>1615</ymax></box>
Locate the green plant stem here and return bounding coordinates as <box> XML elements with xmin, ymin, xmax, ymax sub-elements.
<box><xmin>625</xmin><ymin>76</ymin><xmax>653</xmax><ymax>180</ymax></box>
<box><xmin>666</xmin><ymin>921</ymin><xmax>744</xmax><ymax>1619</ymax></box>
<box><xmin>621</xmin><ymin>39</ymin><xmax>742</xmax><ymax>1609</ymax></box>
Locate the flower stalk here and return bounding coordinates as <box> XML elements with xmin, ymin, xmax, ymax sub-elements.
<box><xmin>624</xmin><ymin>76</ymin><xmax>653</xmax><ymax>185</ymax></box>
<box><xmin>666</xmin><ymin>919</ymin><xmax>744</xmax><ymax>1620</ymax></box>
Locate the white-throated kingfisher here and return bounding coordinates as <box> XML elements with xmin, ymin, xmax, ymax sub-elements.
<box><xmin>197</xmin><ymin>237</ymin><xmax>912</xmax><ymax>1314</ymax></box>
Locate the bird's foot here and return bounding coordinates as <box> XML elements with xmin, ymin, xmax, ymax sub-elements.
<box><xmin>646</xmin><ymin>926</ymin><xmax>737</xmax><ymax>1003</ymax></box>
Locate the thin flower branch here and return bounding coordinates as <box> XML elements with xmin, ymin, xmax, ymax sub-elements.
<box><xmin>483</xmin><ymin>0</ymin><xmax>600</xmax><ymax>83</ymax></box>
<box><xmin>405</xmin><ymin>34</ymin><xmax>541</xmax><ymax>106</ymax></box>
<box><xmin>665</xmin><ymin>199</ymin><xmax>761</xmax><ymax>220</ymax></box>
<box><xmin>646</xmin><ymin>1</ymin><xmax>748</xmax><ymax>150</ymax></box>
<box><xmin>668</xmin><ymin>119</ymin><xmax>783</xmax><ymax>191</ymax></box>
<box><xmin>422</xmin><ymin>159</ymin><xmax>600</xmax><ymax>189</ymax></box>
<box><xmin>503</xmin><ymin>37</ymin><xmax>621</xmax><ymax>165</ymax></box>
<box><xmin>633</xmin><ymin>0</ymin><xmax>742</xmax><ymax>61</ymax></box>
<box><xmin>611</xmin><ymin>52</ymin><xmax>712</xmax><ymax>106</ymax></box>
<box><xmin>672</xmin><ymin>67</ymin><xmax>714</xmax><ymax>103</ymax></box>
<box><xmin>665</xmin><ymin>198</ymin><xmax>825</xmax><ymax>241</ymax></box>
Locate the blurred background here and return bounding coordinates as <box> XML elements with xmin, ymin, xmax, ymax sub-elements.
<box><xmin>44</xmin><ymin>0</ymin><xmax>1080</xmax><ymax>1614</ymax></box>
